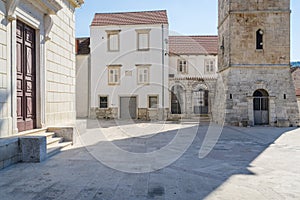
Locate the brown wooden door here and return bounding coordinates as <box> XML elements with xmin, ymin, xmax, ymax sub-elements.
<box><xmin>16</xmin><ymin>21</ymin><xmax>36</xmax><ymax>132</ymax></box>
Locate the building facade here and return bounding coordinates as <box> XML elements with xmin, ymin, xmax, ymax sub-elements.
<box><xmin>76</xmin><ymin>37</ymin><xmax>90</xmax><ymax>118</ymax></box>
<box><xmin>89</xmin><ymin>10</ymin><xmax>169</xmax><ymax>120</ymax></box>
<box><xmin>168</xmin><ymin>36</ymin><xmax>218</xmax><ymax>120</ymax></box>
<box><xmin>214</xmin><ymin>0</ymin><xmax>299</xmax><ymax>126</ymax></box>
<box><xmin>0</xmin><ymin>0</ymin><xmax>82</xmax><ymax>138</ymax></box>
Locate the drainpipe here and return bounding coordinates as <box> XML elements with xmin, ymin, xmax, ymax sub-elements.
<box><xmin>161</xmin><ymin>24</ymin><xmax>165</xmax><ymax>120</ymax></box>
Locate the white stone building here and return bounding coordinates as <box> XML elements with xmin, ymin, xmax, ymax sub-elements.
<box><xmin>89</xmin><ymin>10</ymin><xmax>169</xmax><ymax>120</ymax></box>
<box><xmin>168</xmin><ymin>36</ymin><xmax>218</xmax><ymax>119</ymax></box>
<box><xmin>76</xmin><ymin>37</ymin><xmax>90</xmax><ymax>118</ymax></box>
<box><xmin>0</xmin><ymin>0</ymin><xmax>82</xmax><ymax>137</ymax></box>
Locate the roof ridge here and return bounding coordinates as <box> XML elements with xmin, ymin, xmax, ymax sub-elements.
<box><xmin>169</xmin><ymin>35</ymin><xmax>218</xmax><ymax>37</ymax></box>
<box><xmin>94</xmin><ymin>10</ymin><xmax>167</xmax><ymax>15</ymax></box>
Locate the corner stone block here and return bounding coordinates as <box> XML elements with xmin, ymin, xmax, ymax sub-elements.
<box><xmin>19</xmin><ymin>136</ymin><xmax>47</xmax><ymax>163</ymax></box>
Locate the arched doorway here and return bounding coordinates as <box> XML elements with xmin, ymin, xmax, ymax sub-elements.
<box><xmin>171</xmin><ymin>85</ymin><xmax>184</xmax><ymax>114</ymax></box>
<box><xmin>193</xmin><ymin>89</ymin><xmax>208</xmax><ymax>114</ymax></box>
<box><xmin>253</xmin><ymin>89</ymin><xmax>269</xmax><ymax>125</ymax></box>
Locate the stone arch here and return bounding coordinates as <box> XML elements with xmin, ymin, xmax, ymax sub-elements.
<box><xmin>170</xmin><ymin>84</ymin><xmax>185</xmax><ymax>114</ymax></box>
<box><xmin>192</xmin><ymin>83</ymin><xmax>209</xmax><ymax>114</ymax></box>
<box><xmin>253</xmin><ymin>89</ymin><xmax>269</xmax><ymax>125</ymax></box>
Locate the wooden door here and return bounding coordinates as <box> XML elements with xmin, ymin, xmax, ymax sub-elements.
<box><xmin>16</xmin><ymin>21</ymin><xmax>36</xmax><ymax>132</ymax></box>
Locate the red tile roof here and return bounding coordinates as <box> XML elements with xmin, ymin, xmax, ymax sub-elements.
<box><xmin>296</xmin><ymin>89</ymin><xmax>300</xmax><ymax>96</ymax></box>
<box><xmin>91</xmin><ymin>10</ymin><xmax>168</xmax><ymax>26</ymax></box>
<box><xmin>169</xmin><ymin>36</ymin><xmax>218</xmax><ymax>55</ymax></box>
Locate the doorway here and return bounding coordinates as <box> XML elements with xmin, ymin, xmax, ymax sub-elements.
<box><xmin>253</xmin><ymin>89</ymin><xmax>269</xmax><ymax>125</ymax></box>
<box><xmin>120</xmin><ymin>97</ymin><xmax>137</xmax><ymax>119</ymax></box>
<box><xmin>171</xmin><ymin>85</ymin><xmax>184</xmax><ymax>114</ymax></box>
<box><xmin>193</xmin><ymin>89</ymin><xmax>208</xmax><ymax>114</ymax></box>
<box><xmin>16</xmin><ymin>21</ymin><xmax>36</xmax><ymax>132</ymax></box>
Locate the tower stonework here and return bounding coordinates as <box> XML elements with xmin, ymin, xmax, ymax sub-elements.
<box><xmin>213</xmin><ymin>0</ymin><xmax>299</xmax><ymax>126</ymax></box>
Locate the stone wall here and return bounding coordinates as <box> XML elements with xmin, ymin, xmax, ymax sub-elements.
<box><xmin>215</xmin><ymin>0</ymin><xmax>299</xmax><ymax>127</ymax></box>
<box><xmin>169</xmin><ymin>78</ymin><xmax>217</xmax><ymax>118</ymax></box>
<box><xmin>0</xmin><ymin>2</ymin><xmax>11</xmax><ymax>137</ymax></box>
<box><xmin>46</xmin><ymin>0</ymin><xmax>77</xmax><ymax>126</ymax></box>
<box><xmin>213</xmin><ymin>67</ymin><xmax>299</xmax><ymax>126</ymax></box>
<box><xmin>91</xmin><ymin>107</ymin><xmax>118</xmax><ymax>119</ymax></box>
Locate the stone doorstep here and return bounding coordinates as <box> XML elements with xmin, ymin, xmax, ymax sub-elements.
<box><xmin>0</xmin><ymin>127</ymin><xmax>75</xmax><ymax>170</ymax></box>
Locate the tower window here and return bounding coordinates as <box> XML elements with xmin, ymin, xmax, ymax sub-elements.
<box><xmin>256</xmin><ymin>29</ymin><xmax>263</xmax><ymax>50</ymax></box>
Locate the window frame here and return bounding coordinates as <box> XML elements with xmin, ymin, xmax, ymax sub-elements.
<box><xmin>107</xmin><ymin>65</ymin><xmax>121</xmax><ymax>85</ymax></box>
<box><xmin>148</xmin><ymin>95</ymin><xmax>159</xmax><ymax>109</ymax></box>
<box><xmin>99</xmin><ymin>96</ymin><xmax>108</xmax><ymax>108</ymax></box>
<box><xmin>136</xmin><ymin>64</ymin><xmax>150</xmax><ymax>85</ymax></box>
<box><xmin>177</xmin><ymin>59</ymin><xmax>188</xmax><ymax>74</ymax></box>
<box><xmin>106</xmin><ymin>30</ymin><xmax>121</xmax><ymax>52</ymax></box>
<box><xmin>204</xmin><ymin>59</ymin><xmax>215</xmax><ymax>74</ymax></box>
<box><xmin>136</xmin><ymin>29</ymin><xmax>151</xmax><ymax>51</ymax></box>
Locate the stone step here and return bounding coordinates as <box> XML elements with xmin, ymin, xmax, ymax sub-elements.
<box><xmin>180</xmin><ymin>117</ymin><xmax>211</xmax><ymax>122</ymax></box>
<box><xmin>19</xmin><ymin>128</ymin><xmax>47</xmax><ymax>137</ymax></box>
<box><xmin>47</xmin><ymin>142</ymin><xmax>73</xmax><ymax>158</ymax></box>
<box><xmin>29</xmin><ymin>132</ymin><xmax>56</xmax><ymax>140</ymax></box>
<box><xmin>47</xmin><ymin>137</ymin><xmax>64</xmax><ymax>146</ymax></box>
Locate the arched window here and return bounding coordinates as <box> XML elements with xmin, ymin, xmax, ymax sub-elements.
<box><xmin>256</xmin><ymin>29</ymin><xmax>263</xmax><ymax>50</ymax></box>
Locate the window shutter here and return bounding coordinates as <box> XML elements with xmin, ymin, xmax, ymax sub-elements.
<box><xmin>109</xmin><ymin>34</ymin><xmax>118</xmax><ymax>51</ymax></box>
<box><xmin>139</xmin><ymin>33</ymin><xmax>148</xmax><ymax>49</ymax></box>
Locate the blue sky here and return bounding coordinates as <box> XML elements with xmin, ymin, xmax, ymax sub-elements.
<box><xmin>75</xmin><ymin>0</ymin><xmax>300</xmax><ymax>61</ymax></box>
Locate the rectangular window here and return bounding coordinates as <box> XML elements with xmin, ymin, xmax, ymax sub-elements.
<box><xmin>99</xmin><ymin>96</ymin><xmax>108</xmax><ymax>108</ymax></box>
<box><xmin>136</xmin><ymin>29</ymin><xmax>150</xmax><ymax>51</ymax></box>
<box><xmin>136</xmin><ymin>65</ymin><xmax>150</xmax><ymax>84</ymax></box>
<box><xmin>106</xmin><ymin>30</ymin><xmax>120</xmax><ymax>51</ymax></box>
<box><xmin>205</xmin><ymin>60</ymin><xmax>215</xmax><ymax>73</ymax></box>
<box><xmin>148</xmin><ymin>96</ymin><xmax>158</xmax><ymax>108</ymax></box>
<box><xmin>178</xmin><ymin>59</ymin><xmax>187</xmax><ymax>74</ymax></box>
<box><xmin>108</xmin><ymin>65</ymin><xmax>121</xmax><ymax>85</ymax></box>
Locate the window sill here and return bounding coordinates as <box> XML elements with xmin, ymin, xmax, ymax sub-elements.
<box><xmin>137</xmin><ymin>48</ymin><xmax>150</xmax><ymax>51</ymax></box>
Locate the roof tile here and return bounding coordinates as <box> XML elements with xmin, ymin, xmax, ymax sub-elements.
<box><xmin>169</xmin><ymin>36</ymin><xmax>218</xmax><ymax>55</ymax></box>
<box><xmin>91</xmin><ymin>10</ymin><xmax>168</xmax><ymax>26</ymax></box>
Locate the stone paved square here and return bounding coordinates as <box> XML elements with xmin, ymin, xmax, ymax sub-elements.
<box><xmin>1</xmin><ymin>120</ymin><xmax>300</xmax><ymax>199</ymax></box>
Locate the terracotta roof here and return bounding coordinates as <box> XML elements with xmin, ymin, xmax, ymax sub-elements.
<box><xmin>169</xmin><ymin>36</ymin><xmax>218</xmax><ymax>55</ymax></box>
<box><xmin>291</xmin><ymin>66</ymin><xmax>300</xmax><ymax>73</ymax></box>
<box><xmin>76</xmin><ymin>37</ymin><xmax>90</xmax><ymax>55</ymax></box>
<box><xmin>91</xmin><ymin>10</ymin><xmax>168</xmax><ymax>26</ymax></box>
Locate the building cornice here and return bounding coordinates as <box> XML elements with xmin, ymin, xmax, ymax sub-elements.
<box><xmin>5</xmin><ymin>0</ymin><xmax>63</xmax><ymax>20</ymax></box>
<box><xmin>68</xmin><ymin>0</ymin><xmax>84</xmax><ymax>8</ymax></box>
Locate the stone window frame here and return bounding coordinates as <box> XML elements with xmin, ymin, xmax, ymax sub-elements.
<box><xmin>177</xmin><ymin>59</ymin><xmax>188</xmax><ymax>74</ymax></box>
<box><xmin>106</xmin><ymin>30</ymin><xmax>121</xmax><ymax>52</ymax></box>
<box><xmin>148</xmin><ymin>95</ymin><xmax>159</xmax><ymax>109</ymax></box>
<box><xmin>99</xmin><ymin>95</ymin><xmax>108</xmax><ymax>108</ymax></box>
<box><xmin>136</xmin><ymin>64</ymin><xmax>151</xmax><ymax>85</ymax></box>
<box><xmin>136</xmin><ymin>29</ymin><xmax>151</xmax><ymax>51</ymax></box>
<box><xmin>107</xmin><ymin>65</ymin><xmax>121</xmax><ymax>85</ymax></box>
<box><xmin>204</xmin><ymin>59</ymin><xmax>215</xmax><ymax>74</ymax></box>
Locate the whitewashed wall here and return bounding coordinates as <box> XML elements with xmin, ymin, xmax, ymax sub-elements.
<box><xmin>76</xmin><ymin>54</ymin><xmax>89</xmax><ymax>117</ymax></box>
<box><xmin>90</xmin><ymin>24</ymin><xmax>169</xmax><ymax>115</ymax></box>
<box><xmin>169</xmin><ymin>54</ymin><xmax>218</xmax><ymax>79</ymax></box>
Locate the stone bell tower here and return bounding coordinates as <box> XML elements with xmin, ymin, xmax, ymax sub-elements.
<box><xmin>213</xmin><ymin>0</ymin><xmax>299</xmax><ymax>126</ymax></box>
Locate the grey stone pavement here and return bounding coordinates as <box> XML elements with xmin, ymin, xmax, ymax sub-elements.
<box><xmin>1</xmin><ymin>119</ymin><xmax>300</xmax><ymax>200</ymax></box>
